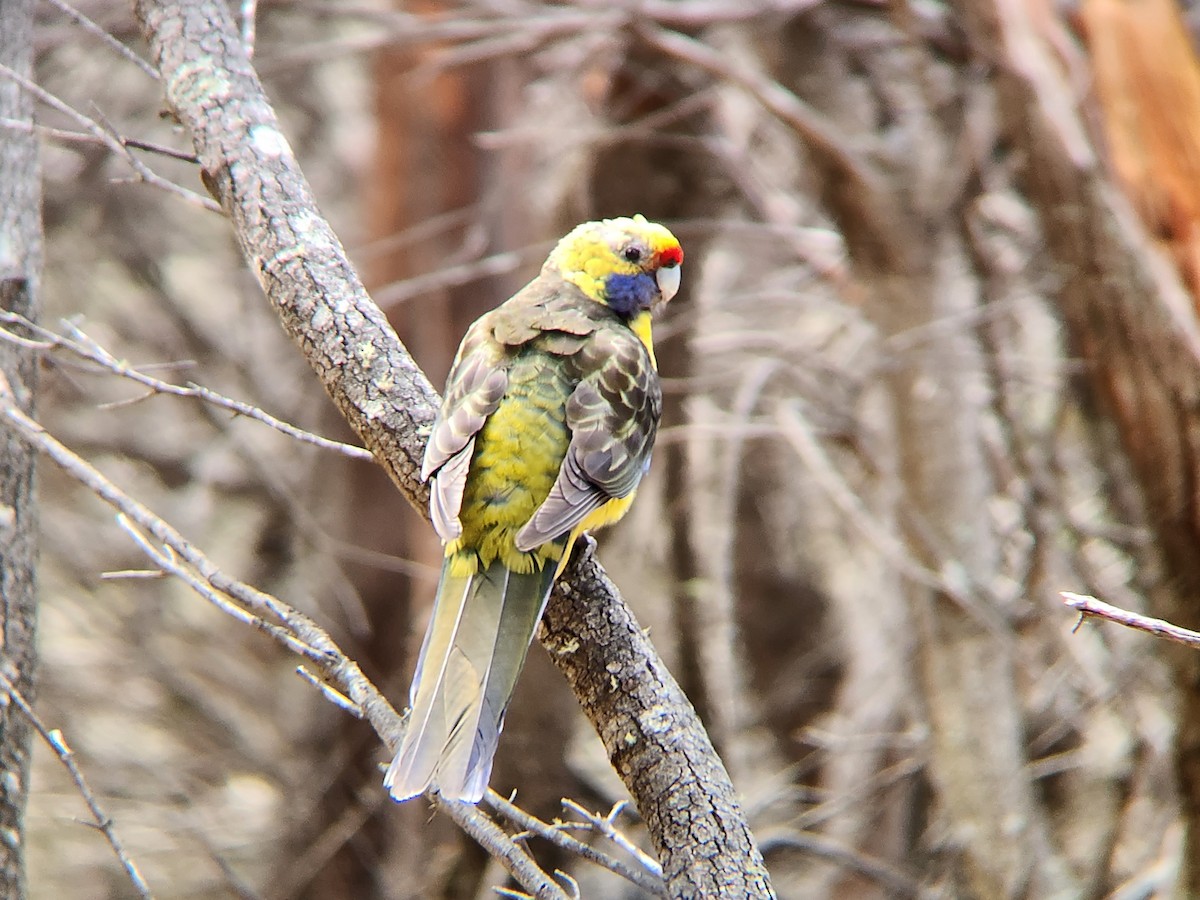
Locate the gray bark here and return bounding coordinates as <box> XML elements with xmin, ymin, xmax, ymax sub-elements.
<box><xmin>132</xmin><ymin>0</ymin><xmax>774</xmax><ymax>895</ymax></box>
<box><xmin>0</xmin><ymin>0</ymin><xmax>41</xmax><ymax>896</ymax></box>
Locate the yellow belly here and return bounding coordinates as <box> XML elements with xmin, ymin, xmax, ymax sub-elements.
<box><xmin>447</xmin><ymin>314</ymin><xmax>654</xmax><ymax>580</ymax></box>
<box><xmin>445</xmin><ymin>355</ymin><xmax>571</xmax><ymax>577</ymax></box>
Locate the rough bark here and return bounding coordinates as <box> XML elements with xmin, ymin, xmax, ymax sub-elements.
<box><xmin>543</xmin><ymin>540</ymin><xmax>774</xmax><ymax>899</ymax></box>
<box><xmin>0</xmin><ymin>0</ymin><xmax>41</xmax><ymax>895</ymax></box>
<box><xmin>132</xmin><ymin>0</ymin><xmax>773</xmax><ymax>895</ymax></box>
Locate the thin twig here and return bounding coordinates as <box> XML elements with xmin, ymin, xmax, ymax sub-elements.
<box><xmin>240</xmin><ymin>0</ymin><xmax>258</xmax><ymax>57</ymax></box>
<box><xmin>100</xmin><ymin>567</ymin><xmax>167</xmax><ymax>580</ymax></box>
<box><xmin>558</xmin><ymin>800</ymin><xmax>663</xmax><ymax>879</ymax></box>
<box><xmin>296</xmin><ymin>666</ymin><xmax>363</xmax><ymax>718</ymax></box>
<box><xmin>0</xmin><ymin>63</ymin><xmax>218</xmax><ymax>212</ymax></box>
<box><xmin>0</xmin><ymin>370</ymin><xmax>399</xmax><ymax>743</ymax></box>
<box><xmin>0</xmin><ymin>318</ymin><xmax>52</xmax><ymax>350</ymax></box>
<box><xmin>114</xmin><ymin>513</ymin><xmax>327</xmax><ymax>663</ymax></box>
<box><xmin>122</xmin><ymin>136</ymin><xmax>199</xmax><ymax>163</ymax></box>
<box><xmin>1063</xmin><ymin>592</ymin><xmax>1200</xmax><ymax>650</ymax></box>
<box><xmin>438</xmin><ymin>801</ymin><xmax>571</xmax><ymax>900</ymax></box>
<box><xmin>0</xmin><ymin>311</ymin><xmax>372</xmax><ymax>461</ymax></box>
<box><xmin>485</xmin><ymin>793</ymin><xmax>667</xmax><ymax>896</ymax></box>
<box><xmin>43</xmin><ymin>0</ymin><xmax>160</xmax><ymax>79</ymax></box>
<box><xmin>0</xmin><ymin>116</ymin><xmax>197</xmax><ymax>161</ymax></box>
<box><xmin>0</xmin><ymin>675</ymin><xmax>154</xmax><ymax>899</ymax></box>
<box><xmin>496</xmin><ymin>869</ymin><xmax>580</xmax><ymax>900</ymax></box>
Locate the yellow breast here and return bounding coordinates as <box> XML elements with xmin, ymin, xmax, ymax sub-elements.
<box><xmin>446</xmin><ymin>356</ymin><xmax>572</xmax><ymax>577</ymax></box>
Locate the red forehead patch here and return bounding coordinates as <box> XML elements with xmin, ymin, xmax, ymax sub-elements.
<box><xmin>658</xmin><ymin>245</ymin><xmax>684</xmax><ymax>266</ymax></box>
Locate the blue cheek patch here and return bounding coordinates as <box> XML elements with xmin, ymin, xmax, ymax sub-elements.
<box><xmin>603</xmin><ymin>272</ymin><xmax>658</xmax><ymax>318</ymax></box>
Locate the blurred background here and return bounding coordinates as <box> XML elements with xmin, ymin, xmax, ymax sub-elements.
<box><xmin>20</xmin><ymin>0</ymin><xmax>1200</xmax><ymax>896</ymax></box>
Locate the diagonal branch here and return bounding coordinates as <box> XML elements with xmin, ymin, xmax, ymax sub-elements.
<box><xmin>1063</xmin><ymin>592</ymin><xmax>1200</xmax><ymax>650</ymax></box>
<box><xmin>485</xmin><ymin>793</ymin><xmax>667</xmax><ymax>897</ymax></box>
<box><xmin>0</xmin><ymin>310</ymin><xmax>372</xmax><ymax>461</ymax></box>
<box><xmin>0</xmin><ymin>675</ymin><xmax>154</xmax><ymax>900</ymax></box>
<box><xmin>131</xmin><ymin>0</ymin><xmax>774</xmax><ymax>895</ymax></box>
<box><xmin>0</xmin><ymin>62</ymin><xmax>218</xmax><ymax>212</ymax></box>
<box><xmin>0</xmin><ymin>370</ymin><xmax>569</xmax><ymax>899</ymax></box>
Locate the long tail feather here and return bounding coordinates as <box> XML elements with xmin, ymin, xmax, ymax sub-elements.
<box><xmin>384</xmin><ymin>556</ymin><xmax>558</xmax><ymax>803</ymax></box>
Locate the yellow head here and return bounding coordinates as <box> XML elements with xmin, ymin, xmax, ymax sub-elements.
<box><xmin>545</xmin><ymin>215</ymin><xmax>683</xmax><ymax>318</ymax></box>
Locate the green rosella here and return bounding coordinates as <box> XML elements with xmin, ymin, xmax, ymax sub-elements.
<box><xmin>385</xmin><ymin>215</ymin><xmax>683</xmax><ymax>803</ymax></box>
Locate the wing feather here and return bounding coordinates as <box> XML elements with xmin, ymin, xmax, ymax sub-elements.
<box><xmin>515</xmin><ymin>329</ymin><xmax>660</xmax><ymax>551</ymax></box>
<box><xmin>423</xmin><ymin>325</ymin><xmax>509</xmax><ymax>539</ymax></box>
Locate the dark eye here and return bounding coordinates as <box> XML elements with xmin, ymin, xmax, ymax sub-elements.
<box><xmin>622</xmin><ymin>246</ymin><xmax>643</xmax><ymax>263</ymax></box>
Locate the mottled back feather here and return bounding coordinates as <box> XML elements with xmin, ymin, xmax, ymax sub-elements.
<box><xmin>391</xmin><ymin>216</ymin><xmax>680</xmax><ymax>803</ymax></box>
<box><xmin>424</xmin><ymin>274</ymin><xmax>661</xmax><ymax>554</ymax></box>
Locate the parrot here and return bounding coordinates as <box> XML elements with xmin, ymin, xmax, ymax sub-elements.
<box><xmin>384</xmin><ymin>215</ymin><xmax>683</xmax><ymax>804</ymax></box>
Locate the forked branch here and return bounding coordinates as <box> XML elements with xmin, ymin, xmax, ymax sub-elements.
<box><xmin>131</xmin><ymin>0</ymin><xmax>773</xmax><ymax>895</ymax></box>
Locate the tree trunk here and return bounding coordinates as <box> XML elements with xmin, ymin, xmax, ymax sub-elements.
<box><xmin>0</xmin><ymin>0</ymin><xmax>41</xmax><ymax>895</ymax></box>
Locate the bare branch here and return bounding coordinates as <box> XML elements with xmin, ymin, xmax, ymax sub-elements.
<box><xmin>113</xmin><ymin>513</ymin><xmax>326</xmax><ymax>662</ymax></box>
<box><xmin>485</xmin><ymin>793</ymin><xmax>667</xmax><ymax>897</ymax></box>
<box><xmin>438</xmin><ymin>801</ymin><xmax>570</xmax><ymax>900</ymax></box>
<box><xmin>43</xmin><ymin>0</ymin><xmax>160</xmax><ymax>79</ymax></box>
<box><xmin>295</xmin><ymin>666</ymin><xmax>363</xmax><ymax>718</ymax></box>
<box><xmin>558</xmin><ymin>799</ymin><xmax>664</xmax><ymax>882</ymax></box>
<box><xmin>0</xmin><ymin>675</ymin><xmax>154</xmax><ymax>899</ymax></box>
<box><xmin>0</xmin><ymin>369</ymin><xmax>400</xmax><ymax>745</ymax></box>
<box><xmin>133</xmin><ymin>1</ymin><xmax>775</xmax><ymax>894</ymax></box>
<box><xmin>0</xmin><ymin>116</ymin><xmax>198</xmax><ymax>162</ymax></box>
<box><xmin>0</xmin><ymin>333</ymin><xmax>580</xmax><ymax>899</ymax></box>
<box><xmin>1063</xmin><ymin>592</ymin><xmax>1200</xmax><ymax>650</ymax></box>
<box><xmin>240</xmin><ymin>0</ymin><xmax>259</xmax><ymax>58</ymax></box>
<box><xmin>0</xmin><ymin>312</ymin><xmax>372</xmax><ymax>461</ymax></box>
<box><xmin>0</xmin><ymin>63</ymin><xmax>218</xmax><ymax>212</ymax></box>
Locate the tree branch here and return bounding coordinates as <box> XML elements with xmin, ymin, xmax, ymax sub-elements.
<box><xmin>485</xmin><ymin>793</ymin><xmax>667</xmax><ymax>897</ymax></box>
<box><xmin>1063</xmin><ymin>592</ymin><xmax>1200</xmax><ymax>650</ymax></box>
<box><xmin>132</xmin><ymin>0</ymin><xmax>773</xmax><ymax>895</ymax></box>
<box><xmin>0</xmin><ymin>62</ymin><xmax>218</xmax><ymax>213</ymax></box>
<box><xmin>0</xmin><ymin>370</ymin><xmax>570</xmax><ymax>899</ymax></box>
<box><xmin>0</xmin><ymin>676</ymin><xmax>153</xmax><ymax>900</ymax></box>
<box><xmin>0</xmin><ymin>311</ymin><xmax>372</xmax><ymax>461</ymax></box>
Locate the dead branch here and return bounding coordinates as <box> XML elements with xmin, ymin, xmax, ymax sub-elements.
<box><xmin>0</xmin><ymin>63</ymin><xmax>218</xmax><ymax>212</ymax></box>
<box><xmin>440</xmin><ymin>802</ymin><xmax>571</xmax><ymax>900</ymax></box>
<box><xmin>0</xmin><ymin>675</ymin><xmax>153</xmax><ymax>899</ymax></box>
<box><xmin>0</xmin><ymin>116</ymin><xmax>197</xmax><ymax>162</ymax></box>
<box><xmin>0</xmin><ymin>311</ymin><xmax>372</xmax><ymax>461</ymax></box>
<box><xmin>485</xmin><ymin>793</ymin><xmax>667</xmax><ymax>897</ymax></box>
<box><xmin>132</xmin><ymin>0</ymin><xmax>774</xmax><ymax>895</ymax></box>
<box><xmin>0</xmin><ymin>367</ymin><xmax>572</xmax><ymax>899</ymax></box>
<box><xmin>558</xmin><ymin>799</ymin><xmax>665</xmax><ymax>881</ymax></box>
<box><xmin>1064</xmin><ymin>592</ymin><xmax>1200</xmax><ymax>650</ymax></box>
<box><xmin>43</xmin><ymin>0</ymin><xmax>159</xmax><ymax>79</ymax></box>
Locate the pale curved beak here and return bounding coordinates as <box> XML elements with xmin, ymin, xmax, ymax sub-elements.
<box><xmin>656</xmin><ymin>264</ymin><xmax>681</xmax><ymax>302</ymax></box>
